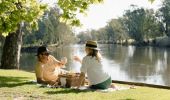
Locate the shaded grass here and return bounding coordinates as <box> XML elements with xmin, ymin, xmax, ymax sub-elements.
<box><xmin>0</xmin><ymin>69</ymin><xmax>170</xmax><ymax>100</ymax></box>
<box><xmin>0</xmin><ymin>76</ymin><xmax>32</xmax><ymax>87</ymax></box>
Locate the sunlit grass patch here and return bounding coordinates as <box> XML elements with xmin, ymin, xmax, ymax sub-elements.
<box><xmin>0</xmin><ymin>69</ymin><xmax>170</xmax><ymax>100</ymax></box>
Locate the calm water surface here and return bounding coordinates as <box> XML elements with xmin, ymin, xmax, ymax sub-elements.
<box><xmin>20</xmin><ymin>44</ymin><xmax>170</xmax><ymax>86</ymax></box>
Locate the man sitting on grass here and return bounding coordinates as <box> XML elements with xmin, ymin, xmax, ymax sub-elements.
<box><xmin>35</xmin><ymin>46</ymin><xmax>67</xmax><ymax>85</ymax></box>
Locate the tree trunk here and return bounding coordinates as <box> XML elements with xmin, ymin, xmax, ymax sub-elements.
<box><xmin>0</xmin><ymin>24</ymin><xmax>22</xmax><ymax>69</ymax></box>
<box><xmin>165</xmin><ymin>22</ymin><xmax>170</xmax><ymax>37</ymax></box>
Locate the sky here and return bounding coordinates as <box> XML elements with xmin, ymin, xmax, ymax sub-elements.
<box><xmin>42</xmin><ymin>0</ymin><xmax>162</xmax><ymax>33</ymax></box>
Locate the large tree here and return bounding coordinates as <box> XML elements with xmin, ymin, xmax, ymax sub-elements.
<box><xmin>122</xmin><ymin>5</ymin><xmax>162</xmax><ymax>42</ymax></box>
<box><xmin>122</xmin><ymin>6</ymin><xmax>146</xmax><ymax>41</ymax></box>
<box><xmin>0</xmin><ymin>0</ymin><xmax>46</xmax><ymax>69</ymax></box>
<box><xmin>158</xmin><ymin>0</ymin><xmax>170</xmax><ymax>36</ymax></box>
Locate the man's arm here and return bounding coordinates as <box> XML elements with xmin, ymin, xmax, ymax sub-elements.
<box><xmin>50</xmin><ymin>55</ymin><xmax>67</xmax><ymax>68</ymax></box>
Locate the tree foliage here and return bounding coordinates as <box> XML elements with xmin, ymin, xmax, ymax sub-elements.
<box><xmin>148</xmin><ymin>0</ymin><xmax>155</xmax><ymax>3</ymax></box>
<box><xmin>0</xmin><ymin>0</ymin><xmax>46</xmax><ymax>37</ymax></box>
<box><xmin>158</xmin><ymin>0</ymin><xmax>170</xmax><ymax>36</ymax></box>
<box><xmin>57</xmin><ymin>0</ymin><xmax>103</xmax><ymax>26</ymax></box>
<box><xmin>23</xmin><ymin>6</ymin><xmax>76</xmax><ymax>46</ymax></box>
<box><xmin>122</xmin><ymin>5</ymin><xmax>163</xmax><ymax>41</ymax></box>
<box><xmin>123</xmin><ymin>6</ymin><xmax>146</xmax><ymax>41</ymax></box>
<box><xmin>105</xmin><ymin>19</ymin><xmax>128</xmax><ymax>41</ymax></box>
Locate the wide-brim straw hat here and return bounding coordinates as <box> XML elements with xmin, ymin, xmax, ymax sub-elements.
<box><xmin>85</xmin><ymin>40</ymin><xmax>100</xmax><ymax>50</ymax></box>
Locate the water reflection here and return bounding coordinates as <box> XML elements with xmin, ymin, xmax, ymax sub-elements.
<box><xmin>20</xmin><ymin>44</ymin><xmax>170</xmax><ymax>86</ymax></box>
<box><xmin>103</xmin><ymin>45</ymin><xmax>170</xmax><ymax>86</ymax></box>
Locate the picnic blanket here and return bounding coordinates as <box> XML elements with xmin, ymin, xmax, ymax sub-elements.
<box><xmin>77</xmin><ymin>85</ymin><xmax>135</xmax><ymax>92</ymax></box>
<box><xmin>29</xmin><ymin>80</ymin><xmax>135</xmax><ymax>92</ymax></box>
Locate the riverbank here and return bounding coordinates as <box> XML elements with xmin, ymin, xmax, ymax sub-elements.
<box><xmin>21</xmin><ymin>36</ymin><xmax>170</xmax><ymax>53</ymax></box>
<box><xmin>114</xmin><ymin>36</ymin><xmax>170</xmax><ymax>47</ymax></box>
<box><xmin>95</xmin><ymin>36</ymin><xmax>170</xmax><ymax>47</ymax></box>
<box><xmin>0</xmin><ymin>69</ymin><xmax>170</xmax><ymax>100</ymax></box>
<box><xmin>21</xmin><ymin>43</ymin><xmax>60</xmax><ymax>53</ymax></box>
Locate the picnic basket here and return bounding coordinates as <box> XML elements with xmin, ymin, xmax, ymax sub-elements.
<box><xmin>58</xmin><ymin>73</ymin><xmax>85</xmax><ymax>88</ymax></box>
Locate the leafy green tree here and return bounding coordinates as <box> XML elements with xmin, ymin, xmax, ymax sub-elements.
<box><xmin>123</xmin><ymin>6</ymin><xmax>146</xmax><ymax>41</ymax></box>
<box><xmin>158</xmin><ymin>0</ymin><xmax>170</xmax><ymax>36</ymax></box>
<box><xmin>96</xmin><ymin>28</ymin><xmax>108</xmax><ymax>42</ymax></box>
<box><xmin>23</xmin><ymin>6</ymin><xmax>76</xmax><ymax>46</ymax></box>
<box><xmin>105</xmin><ymin>19</ymin><xmax>128</xmax><ymax>42</ymax></box>
<box><xmin>143</xmin><ymin>9</ymin><xmax>163</xmax><ymax>39</ymax></box>
<box><xmin>90</xmin><ymin>29</ymin><xmax>98</xmax><ymax>40</ymax></box>
<box><xmin>77</xmin><ymin>30</ymin><xmax>93</xmax><ymax>43</ymax></box>
<box><xmin>122</xmin><ymin>5</ymin><xmax>162</xmax><ymax>43</ymax></box>
<box><xmin>0</xmin><ymin>0</ymin><xmax>46</xmax><ymax>36</ymax></box>
<box><xmin>0</xmin><ymin>0</ymin><xmax>46</xmax><ymax>69</ymax></box>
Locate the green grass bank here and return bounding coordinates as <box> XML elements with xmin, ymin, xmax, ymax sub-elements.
<box><xmin>0</xmin><ymin>69</ymin><xmax>170</xmax><ymax>100</ymax></box>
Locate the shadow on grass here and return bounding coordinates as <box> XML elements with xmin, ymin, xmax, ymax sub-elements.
<box><xmin>45</xmin><ymin>88</ymin><xmax>93</xmax><ymax>94</ymax></box>
<box><xmin>0</xmin><ymin>76</ymin><xmax>33</xmax><ymax>88</ymax></box>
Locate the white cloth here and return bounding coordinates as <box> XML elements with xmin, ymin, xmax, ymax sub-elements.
<box><xmin>81</xmin><ymin>56</ymin><xmax>110</xmax><ymax>85</ymax></box>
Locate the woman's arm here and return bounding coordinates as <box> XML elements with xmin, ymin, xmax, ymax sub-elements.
<box><xmin>73</xmin><ymin>56</ymin><xmax>82</xmax><ymax>64</ymax></box>
<box><xmin>77</xmin><ymin>72</ymin><xmax>85</xmax><ymax>88</ymax></box>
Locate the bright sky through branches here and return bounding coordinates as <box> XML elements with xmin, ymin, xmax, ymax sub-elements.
<box><xmin>42</xmin><ymin>0</ymin><xmax>162</xmax><ymax>33</ymax></box>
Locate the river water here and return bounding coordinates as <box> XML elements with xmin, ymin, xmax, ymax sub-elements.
<box><xmin>20</xmin><ymin>44</ymin><xmax>170</xmax><ymax>86</ymax></box>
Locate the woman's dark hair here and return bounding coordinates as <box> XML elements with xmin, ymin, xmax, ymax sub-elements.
<box><xmin>87</xmin><ymin>48</ymin><xmax>101</xmax><ymax>62</ymax></box>
<box><xmin>88</xmin><ymin>49</ymin><xmax>98</xmax><ymax>57</ymax></box>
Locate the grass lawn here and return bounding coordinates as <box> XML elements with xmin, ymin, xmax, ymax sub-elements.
<box><xmin>0</xmin><ymin>69</ymin><xmax>170</xmax><ymax>100</ymax></box>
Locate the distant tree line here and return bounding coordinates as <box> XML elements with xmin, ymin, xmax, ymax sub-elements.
<box><xmin>22</xmin><ymin>6</ymin><xmax>77</xmax><ymax>46</ymax></box>
<box><xmin>77</xmin><ymin>0</ymin><xmax>170</xmax><ymax>46</ymax></box>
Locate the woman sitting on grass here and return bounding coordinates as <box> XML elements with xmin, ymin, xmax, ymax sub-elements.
<box><xmin>74</xmin><ymin>40</ymin><xmax>116</xmax><ymax>89</ymax></box>
<box><xmin>35</xmin><ymin>46</ymin><xmax>67</xmax><ymax>85</ymax></box>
